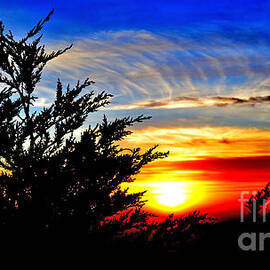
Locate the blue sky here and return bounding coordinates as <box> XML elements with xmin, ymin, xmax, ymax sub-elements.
<box><xmin>2</xmin><ymin>0</ymin><xmax>270</xmax><ymax>33</ymax></box>
<box><xmin>1</xmin><ymin>0</ymin><xmax>270</xmax><ymax>131</ymax></box>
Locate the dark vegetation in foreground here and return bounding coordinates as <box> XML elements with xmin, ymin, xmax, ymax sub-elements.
<box><xmin>0</xmin><ymin>11</ymin><xmax>269</xmax><ymax>257</ymax></box>
<box><xmin>88</xmin><ymin>182</ymin><xmax>270</xmax><ymax>256</ymax></box>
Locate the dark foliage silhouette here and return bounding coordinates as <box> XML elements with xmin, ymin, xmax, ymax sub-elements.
<box><xmin>98</xmin><ymin>209</ymin><xmax>215</xmax><ymax>252</ymax></box>
<box><xmin>0</xmin><ymin>10</ymin><xmax>165</xmax><ymax>237</ymax></box>
<box><xmin>0</xmin><ymin>11</ymin><xmax>218</xmax><ymax>254</ymax></box>
<box><xmin>187</xmin><ymin>182</ymin><xmax>270</xmax><ymax>257</ymax></box>
<box><xmin>245</xmin><ymin>183</ymin><xmax>270</xmax><ymax>221</ymax></box>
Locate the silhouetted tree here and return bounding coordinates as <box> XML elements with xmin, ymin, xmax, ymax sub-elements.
<box><xmin>245</xmin><ymin>183</ymin><xmax>270</xmax><ymax>221</ymax></box>
<box><xmin>0</xmin><ymin>11</ymin><xmax>217</xmax><ymax>255</ymax></box>
<box><xmin>0</xmin><ymin>10</ymin><xmax>168</xmax><ymax>242</ymax></box>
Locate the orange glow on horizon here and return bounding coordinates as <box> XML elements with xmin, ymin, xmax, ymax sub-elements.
<box><xmin>118</xmin><ymin>125</ymin><xmax>270</xmax><ymax>219</ymax></box>
<box><xmin>120</xmin><ymin>126</ymin><xmax>270</xmax><ymax>161</ymax></box>
<box><xmin>121</xmin><ymin>155</ymin><xmax>270</xmax><ymax>220</ymax></box>
<box><xmin>121</xmin><ymin>180</ymin><xmax>207</xmax><ymax>214</ymax></box>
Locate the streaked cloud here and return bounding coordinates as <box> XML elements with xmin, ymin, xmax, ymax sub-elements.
<box><xmin>41</xmin><ymin>29</ymin><xmax>270</xmax><ymax>109</ymax></box>
<box><xmin>156</xmin><ymin>156</ymin><xmax>270</xmax><ymax>172</ymax></box>
<box><xmin>23</xmin><ymin>24</ymin><xmax>270</xmax><ymax>163</ymax></box>
<box><xmin>120</xmin><ymin>126</ymin><xmax>270</xmax><ymax>160</ymax></box>
<box><xmin>109</xmin><ymin>95</ymin><xmax>270</xmax><ymax>110</ymax></box>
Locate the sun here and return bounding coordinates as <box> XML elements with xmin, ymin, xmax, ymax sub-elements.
<box><xmin>120</xmin><ymin>179</ymin><xmax>207</xmax><ymax>214</ymax></box>
<box><xmin>155</xmin><ymin>182</ymin><xmax>187</xmax><ymax>207</ymax></box>
<box><xmin>144</xmin><ymin>181</ymin><xmax>206</xmax><ymax>213</ymax></box>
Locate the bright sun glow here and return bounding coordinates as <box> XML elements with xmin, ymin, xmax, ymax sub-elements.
<box><xmin>121</xmin><ymin>179</ymin><xmax>207</xmax><ymax>214</ymax></box>
<box><xmin>153</xmin><ymin>182</ymin><xmax>187</xmax><ymax>207</ymax></box>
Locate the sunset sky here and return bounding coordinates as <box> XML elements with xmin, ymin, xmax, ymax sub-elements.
<box><xmin>2</xmin><ymin>0</ymin><xmax>270</xmax><ymax>219</ymax></box>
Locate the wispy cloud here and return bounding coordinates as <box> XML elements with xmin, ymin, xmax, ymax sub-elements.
<box><xmin>26</xmin><ymin>28</ymin><xmax>270</xmax><ymax>131</ymax></box>
<box><xmin>43</xmin><ymin>29</ymin><xmax>270</xmax><ymax>104</ymax></box>
<box><xmin>109</xmin><ymin>95</ymin><xmax>270</xmax><ymax>110</ymax></box>
<box><xmin>33</xmin><ymin>97</ymin><xmax>52</xmax><ymax>107</ymax></box>
<box><xmin>120</xmin><ymin>126</ymin><xmax>270</xmax><ymax>160</ymax></box>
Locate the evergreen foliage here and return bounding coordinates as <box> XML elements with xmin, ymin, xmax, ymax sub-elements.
<box><xmin>0</xmin><ymin>10</ymin><xmax>168</xmax><ymax>238</ymax></box>
<box><xmin>0</xmin><ymin>11</ymin><xmax>215</xmax><ymax>254</ymax></box>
